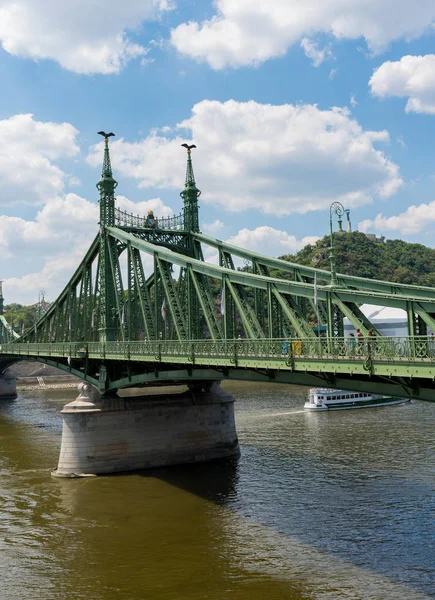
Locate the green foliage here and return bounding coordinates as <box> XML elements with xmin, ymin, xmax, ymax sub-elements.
<box><xmin>280</xmin><ymin>232</ymin><xmax>435</xmax><ymax>286</ymax></box>
<box><xmin>4</xmin><ymin>303</ymin><xmax>44</xmax><ymax>334</ymax></box>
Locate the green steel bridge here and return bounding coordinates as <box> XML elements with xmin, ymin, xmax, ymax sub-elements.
<box><xmin>2</xmin><ymin>137</ymin><xmax>435</xmax><ymax>402</ymax></box>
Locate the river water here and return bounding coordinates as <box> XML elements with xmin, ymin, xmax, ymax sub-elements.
<box><xmin>0</xmin><ymin>381</ymin><xmax>434</xmax><ymax>600</ymax></box>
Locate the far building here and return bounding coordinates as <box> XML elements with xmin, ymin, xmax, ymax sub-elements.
<box><xmin>362</xmin><ymin>233</ymin><xmax>386</xmax><ymax>243</ymax></box>
<box><xmin>344</xmin><ymin>304</ymin><xmax>432</xmax><ymax>337</ymax></box>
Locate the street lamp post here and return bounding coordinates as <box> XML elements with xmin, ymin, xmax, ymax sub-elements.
<box><xmin>329</xmin><ymin>202</ymin><xmax>347</xmax><ymax>287</ymax></box>
<box><xmin>35</xmin><ymin>290</ymin><xmax>46</xmax><ymax>343</ymax></box>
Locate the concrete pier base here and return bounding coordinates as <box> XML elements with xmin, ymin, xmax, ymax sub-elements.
<box><xmin>53</xmin><ymin>382</ymin><xmax>240</xmax><ymax>477</ymax></box>
<box><xmin>0</xmin><ymin>370</ymin><xmax>17</xmax><ymax>398</ymax></box>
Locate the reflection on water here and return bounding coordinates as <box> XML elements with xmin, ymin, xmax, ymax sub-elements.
<box><xmin>0</xmin><ymin>382</ymin><xmax>434</xmax><ymax>599</ymax></box>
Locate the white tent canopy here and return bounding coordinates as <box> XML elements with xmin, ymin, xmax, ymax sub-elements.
<box><xmin>344</xmin><ymin>304</ymin><xmax>408</xmax><ymax>337</ymax></box>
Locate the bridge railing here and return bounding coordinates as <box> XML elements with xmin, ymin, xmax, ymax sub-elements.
<box><xmin>114</xmin><ymin>207</ymin><xmax>185</xmax><ymax>230</ymax></box>
<box><xmin>1</xmin><ymin>336</ymin><xmax>435</xmax><ymax>362</ymax></box>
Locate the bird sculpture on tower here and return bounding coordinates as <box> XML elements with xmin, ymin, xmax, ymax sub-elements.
<box><xmin>181</xmin><ymin>143</ymin><xmax>196</xmax><ymax>152</ymax></box>
<box><xmin>98</xmin><ymin>131</ymin><xmax>115</xmax><ymax>140</ymax></box>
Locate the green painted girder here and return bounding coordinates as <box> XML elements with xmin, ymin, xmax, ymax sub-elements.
<box><xmin>332</xmin><ymin>296</ymin><xmax>380</xmax><ymax>336</ymax></box>
<box><xmin>219</xmin><ymin>248</ymin><xmax>235</xmax><ymax>270</ymax></box>
<box><xmin>18</xmin><ymin>234</ymin><xmax>100</xmax><ymax>343</ymax></box>
<box><xmin>188</xmin><ymin>266</ymin><xmax>223</xmax><ymax>340</ymax></box>
<box><xmin>221</xmin><ymin>277</ymin><xmax>236</xmax><ymax>340</ymax></box>
<box><xmin>107</xmin><ymin>227</ymin><xmax>435</xmax><ymax>312</ymax></box>
<box><xmin>79</xmin><ymin>367</ymin><xmax>435</xmax><ymax>402</ymax></box>
<box><xmin>156</xmin><ymin>256</ymin><xmax>189</xmax><ymax>340</ymax></box>
<box><xmin>130</xmin><ymin>246</ymin><xmax>156</xmax><ymax>340</ymax></box>
<box><xmin>77</xmin><ymin>263</ymin><xmax>88</xmax><ymax>341</ymax></box>
<box><xmin>126</xmin><ymin>228</ymin><xmax>190</xmax><ymax>255</ymax></box>
<box><xmin>0</xmin><ymin>353</ymin><xmax>99</xmax><ymax>387</ymax></box>
<box><xmin>105</xmin><ymin>367</ymin><xmax>434</xmax><ymax>400</ymax></box>
<box><xmin>106</xmin><ymin>232</ymin><xmax>125</xmax><ymax>340</ymax></box>
<box><xmin>193</xmin><ymin>232</ymin><xmax>435</xmax><ymax>301</ymax></box>
<box><xmin>272</xmin><ymin>287</ymin><xmax>316</xmax><ymax>338</ymax></box>
<box><xmin>0</xmin><ymin>316</ymin><xmax>18</xmax><ymax>343</ymax></box>
<box><xmin>294</xmin><ymin>271</ymin><xmax>328</xmax><ymax>324</ymax></box>
<box><xmin>225</xmin><ymin>278</ymin><xmax>265</xmax><ymax>339</ymax></box>
<box><xmin>252</xmin><ymin>260</ymin><xmax>267</xmax><ymax>331</ymax></box>
<box><xmin>414</xmin><ymin>304</ymin><xmax>435</xmax><ymax>333</ymax></box>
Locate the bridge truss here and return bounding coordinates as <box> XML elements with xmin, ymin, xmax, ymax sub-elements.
<box><xmin>2</xmin><ymin>138</ymin><xmax>435</xmax><ymax>400</ymax></box>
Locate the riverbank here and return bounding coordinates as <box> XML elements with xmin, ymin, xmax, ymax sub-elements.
<box><xmin>17</xmin><ymin>375</ymin><xmax>79</xmax><ymax>391</ymax></box>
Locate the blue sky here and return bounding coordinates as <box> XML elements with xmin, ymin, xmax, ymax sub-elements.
<box><xmin>1</xmin><ymin>0</ymin><xmax>435</xmax><ymax>303</ymax></box>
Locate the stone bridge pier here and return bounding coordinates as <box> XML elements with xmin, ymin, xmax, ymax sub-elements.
<box><xmin>53</xmin><ymin>381</ymin><xmax>240</xmax><ymax>477</ymax></box>
<box><xmin>0</xmin><ymin>370</ymin><xmax>17</xmax><ymax>399</ymax></box>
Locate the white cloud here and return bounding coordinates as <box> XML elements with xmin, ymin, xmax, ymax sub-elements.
<box><xmin>0</xmin><ymin>114</ymin><xmax>79</xmax><ymax>205</ymax></box>
<box><xmin>350</xmin><ymin>94</ymin><xmax>358</xmax><ymax>107</ymax></box>
<box><xmin>358</xmin><ymin>200</ymin><xmax>435</xmax><ymax>235</ymax></box>
<box><xmin>171</xmin><ymin>0</ymin><xmax>435</xmax><ymax>69</ymax></box>
<box><xmin>204</xmin><ymin>226</ymin><xmax>319</xmax><ymax>267</ymax></box>
<box><xmin>1</xmin><ymin>193</ymin><xmax>173</xmax><ymax>304</ymax></box>
<box><xmin>87</xmin><ymin>99</ymin><xmax>402</xmax><ymax>216</ymax></box>
<box><xmin>203</xmin><ymin>219</ymin><xmax>225</xmax><ymax>234</ymax></box>
<box><xmin>116</xmin><ymin>195</ymin><xmax>173</xmax><ymax>217</ymax></box>
<box><xmin>370</xmin><ymin>54</ymin><xmax>435</xmax><ymax>114</ymax></box>
<box><xmin>67</xmin><ymin>176</ymin><xmax>82</xmax><ymax>187</ymax></box>
<box><xmin>0</xmin><ymin>0</ymin><xmax>172</xmax><ymax>74</ymax></box>
<box><xmin>397</xmin><ymin>136</ymin><xmax>406</xmax><ymax>148</ymax></box>
<box><xmin>227</xmin><ymin>227</ymin><xmax>319</xmax><ymax>256</ymax></box>
<box><xmin>4</xmin><ymin>247</ymin><xmax>93</xmax><ymax>306</ymax></box>
<box><xmin>300</xmin><ymin>38</ymin><xmax>333</xmax><ymax>66</ymax></box>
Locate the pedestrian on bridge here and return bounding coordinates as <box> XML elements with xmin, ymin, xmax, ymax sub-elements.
<box><xmin>348</xmin><ymin>333</ymin><xmax>356</xmax><ymax>355</ymax></box>
<box><xmin>356</xmin><ymin>329</ymin><xmax>364</xmax><ymax>355</ymax></box>
<box><xmin>292</xmin><ymin>339</ymin><xmax>302</xmax><ymax>356</ymax></box>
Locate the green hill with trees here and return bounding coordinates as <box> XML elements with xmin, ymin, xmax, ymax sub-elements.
<box><xmin>3</xmin><ymin>303</ymin><xmax>42</xmax><ymax>334</ymax></box>
<box><xmin>280</xmin><ymin>231</ymin><xmax>435</xmax><ymax>286</ymax></box>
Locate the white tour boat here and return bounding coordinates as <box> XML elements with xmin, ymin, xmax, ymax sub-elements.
<box><xmin>304</xmin><ymin>388</ymin><xmax>410</xmax><ymax>411</ymax></box>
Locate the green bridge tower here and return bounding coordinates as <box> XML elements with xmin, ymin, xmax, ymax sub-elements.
<box><xmin>96</xmin><ymin>133</ymin><xmax>120</xmax><ymax>342</ymax></box>
<box><xmin>180</xmin><ymin>144</ymin><xmax>201</xmax><ymax>233</ymax></box>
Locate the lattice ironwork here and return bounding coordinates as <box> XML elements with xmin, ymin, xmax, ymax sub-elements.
<box><xmin>226</xmin><ymin>280</ymin><xmax>265</xmax><ymax>340</ymax></box>
<box><xmin>115</xmin><ymin>207</ymin><xmax>185</xmax><ymax>231</ymax></box>
<box><xmin>4</xmin><ymin>335</ymin><xmax>435</xmax><ymax>364</ymax></box>
<box><xmin>157</xmin><ymin>257</ymin><xmax>188</xmax><ymax>340</ymax></box>
<box><xmin>131</xmin><ymin>247</ymin><xmax>155</xmax><ymax>341</ymax></box>
<box><xmin>189</xmin><ymin>268</ymin><xmax>223</xmax><ymax>340</ymax></box>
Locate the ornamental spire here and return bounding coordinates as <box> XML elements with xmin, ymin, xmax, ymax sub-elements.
<box><xmin>183</xmin><ymin>143</ymin><xmax>197</xmax><ymax>186</ymax></box>
<box><xmin>180</xmin><ymin>143</ymin><xmax>201</xmax><ymax>232</ymax></box>
<box><xmin>96</xmin><ymin>132</ymin><xmax>118</xmax><ymax>226</ymax></box>
<box><xmin>0</xmin><ymin>281</ymin><xmax>3</xmax><ymax>315</ymax></box>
